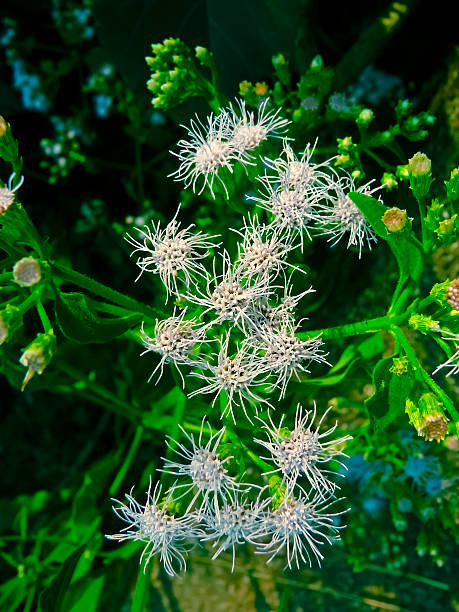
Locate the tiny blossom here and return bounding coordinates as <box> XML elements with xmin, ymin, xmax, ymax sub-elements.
<box><xmin>248</xmin><ymin>171</ymin><xmax>324</xmax><ymax>250</ymax></box>
<box><xmin>188</xmin><ymin>333</ymin><xmax>271</xmax><ymax>422</ymax></box>
<box><xmin>255</xmin><ymin>403</ymin><xmax>351</xmax><ymax>493</ymax></box>
<box><xmin>141</xmin><ymin>308</ymin><xmax>209</xmax><ymax>385</ymax></box>
<box><xmin>125</xmin><ymin>207</ymin><xmax>218</xmax><ymax>300</ymax></box>
<box><xmin>263</xmin><ymin>140</ymin><xmax>335</xmax><ymax>192</ymax></box>
<box><xmin>186</xmin><ymin>250</ymin><xmax>273</xmax><ymax>332</ymax></box>
<box><xmin>161</xmin><ymin>419</ymin><xmax>240</xmax><ymax>513</ymax></box>
<box><xmin>253</xmin><ymin>323</ymin><xmax>329</xmax><ymax>399</ymax></box>
<box><xmin>433</xmin><ymin>331</ymin><xmax>459</xmax><ymax>376</ymax></box>
<box><xmin>247</xmin><ymin>282</ymin><xmax>315</xmax><ymax>332</ymax></box>
<box><xmin>224</xmin><ymin>97</ymin><xmax>290</xmax><ymax>154</ymax></box>
<box><xmin>0</xmin><ymin>173</ymin><xmax>24</xmax><ymax>214</ymax></box>
<box><xmin>169</xmin><ymin>111</ymin><xmax>239</xmax><ymax>198</ymax></box>
<box><xmin>107</xmin><ymin>481</ymin><xmax>201</xmax><ymax>577</ymax></box>
<box><xmin>13</xmin><ymin>256</ymin><xmax>42</xmax><ymax>287</ymax></box>
<box><xmin>254</xmin><ymin>491</ymin><xmax>347</xmax><ymax>569</ymax></box>
<box><xmin>315</xmin><ymin>176</ymin><xmax>379</xmax><ymax>258</ymax></box>
<box><xmin>200</xmin><ymin>490</ymin><xmax>270</xmax><ymax>571</ymax></box>
<box><xmin>232</xmin><ymin>216</ymin><xmax>295</xmax><ymax>280</ymax></box>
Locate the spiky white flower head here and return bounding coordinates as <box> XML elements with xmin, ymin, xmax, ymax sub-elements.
<box><xmin>125</xmin><ymin>207</ymin><xmax>218</xmax><ymax>301</ymax></box>
<box><xmin>107</xmin><ymin>481</ymin><xmax>202</xmax><ymax>577</ymax></box>
<box><xmin>253</xmin><ymin>323</ymin><xmax>329</xmax><ymax>399</ymax></box>
<box><xmin>433</xmin><ymin>331</ymin><xmax>459</xmax><ymax>376</ymax></box>
<box><xmin>169</xmin><ymin>111</ymin><xmax>239</xmax><ymax>198</ymax></box>
<box><xmin>232</xmin><ymin>216</ymin><xmax>296</xmax><ymax>280</ymax></box>
<box><xmin>141</xmin><ymin>308</ymin><xmax>209</xmax><ymax>385</ymax></box>
<box><xmin>315</xmin><ymin>176</ymin><xmax>379</xmax><ymax>258</ymax></box>
<box><xmin>255</xmin><ymin>403</ymin><xmax>351</xmax><ymax>493</ymax></box>
<box><xmin>247</xmin><ymin>282</ymin><xmax>315</xmax><ymax>332</ymax></box>
<box><xmin>224</xmin><ymin>98</ymin><xmax>290</xmax><ymax>154</ymax></box>
<box><xmin>188</xmin><ymin>333</ymin><xmax>271</xmax><ymax>422</ymax></box>
<box><xmin>200</xmin><ymin>489</ymin><xmax>271</xmax><ymax>571</ymax></box>
<box><xmin>13</xmin><ymin>256</ymin><xmax>42</xmax><ymax>287</ymax></box>
<box><xmin>186</xmin><ymin>250</ymin><xmax>273</xmax><ymax>332</ymax></box>
<box><xmin>254</xmin><ymin>490</ymin><xmax>347</xmax><ymax>569</ymax></box>
<box><xmin>161</xmin><ymin>419</ymin><xmax>240</xmax><ymax>513</ymax></box>
<box><xmin>263</xmin><ymin>140</ymin><xmax>336</xmax><ymax>192</ymax></box>
<box><xmin>248</xmin><ymin>172</ymin><xmax>323</xmax><ymax>250</ymax></box>
<box><xmin>0</xmin><ymin>173</ymin><xmax>24</xmax><ymax>214</ymax></box>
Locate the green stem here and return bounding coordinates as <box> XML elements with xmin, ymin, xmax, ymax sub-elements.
<box><xmin>361</xmin><ymin>147</ymin><xmax>393</xmax><ymax>171</ymax></box>
<box><xmin>392</xmin><ymin>327</ymin><xmax>459</xmax><ymax>421</ymax></box>
<box><xmin>301</xmin><ymin>313</ymin><xmax>408</xmax><ymax>341</ymax></box>
<box><xmin>110</xmin><ymin>426</ymin><xmax>144</xmax><ymax>496</ymax></box>
<box><xmin>51</xmin><ymin>261</ymin><xmax>163</xmax><ymax>321</ymax></box>
<box><xmin>35</xmin><ymin>299</ymin><xmax>53</xmax><ymax>333</ymax></box>
<box><xmin>130</xmin><ymin>564</ymin><xmax>150</xmax><ymax>612</ymax></box>
<box><xmin>415</xmin><ymin>194</ymin><xmax>430</xmax><ymax>251</ymax></box>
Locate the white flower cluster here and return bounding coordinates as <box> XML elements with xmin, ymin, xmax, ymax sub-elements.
<box><xmin>108</xmin><ymin>408</ymin><xmax>350</xmax><ymax>575</ymax></box>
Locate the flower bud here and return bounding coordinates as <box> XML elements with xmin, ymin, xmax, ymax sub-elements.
<box><xmin>0</xmin><ymin>185</ymin><xmax>15</xmax><ymax>214</ymax></box>
<box><xmin>310</xmin><ymin>55</ymin><xmax>323</xmax><ymax>70</ymax></box>
<box><xmin>408</xmin><ymin>152</ymin><xmax>431</xmax><ymax>177</ymax></box>
<box><xmin>195</xmin><ymin>45</ymin><xmax>213</xmax><ymax>66</ymax></box>
<box><xmin>447</xmin><ymin>278</ymin><xmax>459</xmax><ymax>311</ymax></box>
<box><xmin>255</xmin><ymin>82</ymin><xmax>268</xmax><ymax>96</ymax></box>
<box><xmin>381</xmin><ymin>172</ymin><xmax>398</xmax><ymax>190</ymax></box>
<box><xmin>356</xmin><ymin>108</ymin><xmax>374</xmax><ymax>126</ymax></box>
<box><xmin>389</xmin><ymin>355</ymin><xmax>409</xmax><ymax>376</ymax></box>
<box><xmin>0</xmin><ymin>305</ymin><xmax>22</xmax><ymax>345</ymax></box>
<box><xmin>445</xmin><ymin>167</ymin><xmax>459</xmax><ymax>200</ymax></box>
<box><xmin>408</xmin><ymin>314</ymin><xmax>439</xmax><ymax>333</ymax></box>
<box><xmin>19</xmin><ymin>331</ymin><xmax>57</xmax><ymax>390</ymax></box>
<box><xmin>435</xmin><ymin>215</ymin><xmax>457</xmax><ymax>240</ymax></box>
<box><xmin>408</xmin><ymin>152</ymin><xmax>433</xmax><ymax>198</ymax></box>
<box><xmin>382</xmin><ymin>207</ymin><xmax>407</xmax><ymax>232</ymax></box>
<box><xmin>430</xmin><ymin>279</ymin><xmax>452</xmax><ymax>308</ymax></box>
<box><xmin>0</xmin><ymin>116</ymin><xmax>7</xmax><ymax>137</ymax></box>
<box><xmin>406</xmin><ymin>394</ymin><xmax>449</xmax><ymax>442</ymax></box>
<box><xmin>13</xmin><ymin>257</ymin><xmax>42</xmax><ymax>287</ymax></box>
<box><xmin>396</xmin><ymin>164</ymin><xmax>410</xmax><ymax>180</ymax></box>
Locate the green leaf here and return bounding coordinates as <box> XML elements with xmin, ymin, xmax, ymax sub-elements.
<box><xmin>348</xmin><ymin>192</ymin><xmax>423</xmax><ymax>286</ymax></box>
<box><xmin>63</xmin><ymin>574</ymin><xmax>105</xmax><ymax>612</ymax></box>
<box><xmin>39</xmin><ymin>546</ymin><xmax>85</xmax><ymax>612</ymax></box>
<box><xmin>366</xmin><ymin>356</ymin><xmax>414</xmax><ymax>431</ymax></box>
<box><xmin>55</xmin><ymin>291</ymin><xmax>141</xmax><ymax>344</ymax></box>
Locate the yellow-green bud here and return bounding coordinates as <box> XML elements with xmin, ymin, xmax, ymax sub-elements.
<box><xmin>0</xmin><ymin>305</ymin><xmax>22</xmax><ymax>345</ymax></box>
<box><xmin>0</xmin><ymin>314</ymin><xmax>7</xmax><ymax>345</ymax></box>
<box><xmin>435</xmin><ymin>215</ymin><xmax>457</xmax><ymax>239</ymax></box>
<box><xmin>382</xmin><ymin>207</ymin><xmax>407</xmax><ymax>232</ymax></box>
<box><xmin>195</xmin><ymin>45</ymin><xmax>213</xmax><ymax>66</ymax></box>
<box><xmin>408</xmin><ymin>152</ymin><xmax>431</xmax><ymax>177</ymax></box>
<box><xmin>357</xmin><ymin>108</ymin><xmax>374</xmax><ymax>125</ymax></box>
<box><xmin>406</xmin><ymin>395</ymin><xmax>448</xmax><ymax>442</ymax></box>
<box><xmin>408</xmin><ymin>314</ymin><xmax>439</xmax><ymax>333</ymax></box>
<box><xmin>381</xmin><ymin>172</ymin><xmax>398</xmax><ymax>190</ymax></box>
<box><xmin>430</xmin><ymin>279</ymin><xmax>451</xmax><ymax>307</ymax></box>
<box><xmin>396</xmin><ymin>164</ymin><xmax>410</xmax><ymax>180</ymax></box>
<box><xmin>13</xmin><ymin>257</ymin><xmax>42</xmax><ymax>287</ymax></box>
<box><xmin>19</xmin><ymin>331</ymin><xmax>57</xmax><ymax>390</ymax></box>
<box><xmin>389</xmin><ymin>356</ymin><xmax>409</xmax><ymax>376</ymax></box>
<box><xmin>0</xmin><ymin>116</ymin><xmax>7</xmax><ymax>137</ymax></box>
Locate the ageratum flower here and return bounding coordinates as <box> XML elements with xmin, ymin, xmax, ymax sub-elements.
<box><xmin>247</xmin><ymin>282</ymin><xmax>315</xmax><ymax>332</ymax></box>
<box><xmin>188</xmin><ymin>333</ymin><xmax>271</xmax><ymax>422</ymax></box>
<box><xmin>255</xmin><ymin>403</ymin><xmax>352</xmax><ymax>493</ymax></box>
<box><xmin>224</xmin><ymin>97</ymin><xmax>290</xmax><ymax>154</ymax></box>
<box><xmin>263</xmin><ymin>140</ymin><xmax>335</xmax><ymax>192</ymax></box>
<box><xmin>141</xmin><ymin>308</ymin><xmax>209</xmax><ymax>385</ymax></box>
<box><xmin>232</xmin><ymin>216</ymin><xmax>296</xmax><ymax>281</ymax></box>
<box><xmin>0</xmin><ymin>173</ymin><xmax>24</xmax><ymax>214</ymax></box>
<box><xmin>254</xmin><ymin>490</ymin><xmax>347</xmax><ymax>569</ymax></box>
<box><xmin>200</xmin><ymin>490</ymin><xmax>270</xmax><ymax>571</ymax></box>
<box><xmin>107</xmin><ymin>481</ymin><xmax>202</xmax><ymax>577</ymax></box>
<box><xmin>125</xmin><ymin>207</ymin><xmax>218</xmax><ymax>300</ymax></box>
<box><xmin>186</xmin><ymin>250</ymin><xmax>274</xmax><ymax>332</ymax></box>
<box><xmin>315</xmin><ymin>177</ymin><xmax>379</xmax><ymax>258</ymax></box>
<box><xmin>161</xmin><ymin>419</ymin><xmax>240</xmax><ymax>513</ymax></box>
<box><xmin>253</xmin><ymin>323</ymin><xmax>329</xmax><ymax>399</ymax></box>
<box><xmin>169</xmin><ymin>111</ymin><xmax>239</xmax><ymax>198</ymax></box>
<box><xmin>248</xmin><ymin>171</ymin><xmax>324</xmax><ymax>250</ymax></box>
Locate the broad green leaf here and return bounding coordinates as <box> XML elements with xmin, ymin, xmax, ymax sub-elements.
<box><xmin>366</xmin><ymin>356</ymin><xmax>414</xmax><ymax>431</ymax></box>
<box><xmin>55</xmin><ymin>291</ymin><xmax>141</xmax><ymax>344</ymax></box>
<box><xmin>349</xmin><ymin>192</ymin><xmax>423</xmax><ymax>286</ymax></box>
<box><xmin>0</xmin><ymin>577</ymin><xmax>27</xmax><ymax>612</ymax></box>
<box><xmin>39</xmin><ymin>546</ymin><xmax>85</xmax><ymax>612</ymax></box>
<box><xmin>64</xmin><ymin>574</ymin><xmax>105</xmax><ymax>612</ymax></box>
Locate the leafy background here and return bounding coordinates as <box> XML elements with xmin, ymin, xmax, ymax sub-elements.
<box><xmin>0</xmin><ymin>0</ymin><xmax>458</xmax><ymax>610</ymax></box>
